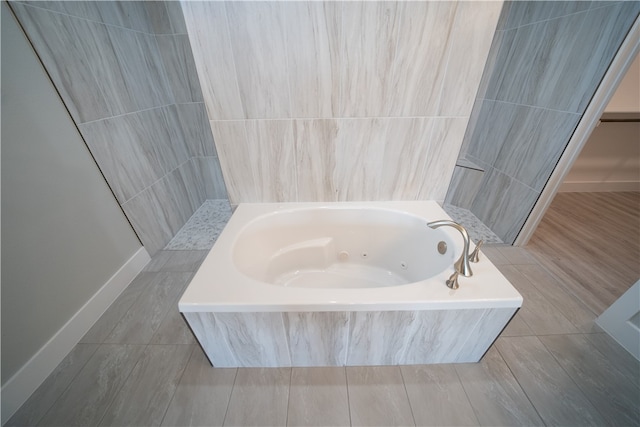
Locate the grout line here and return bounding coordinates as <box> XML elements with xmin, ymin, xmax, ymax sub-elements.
<box><xmin>221</xmin><ymin>368</ymin><xmax>239</xmax><ymax>426</ymax></box>
<box><xmin>493</xmin><ymin>339</ymin><xmax>549</xmax><ymax>427</ymax></box>
<box><xmin>79</xmin><ymin>103</ymin><xmax>176</xmax><ymax>126</ymax></box>
<box><xmin>121</xmin><ymin>158</ymin><xmax>192</xmax><ymax>206</ymax></box>
<box><xmin>344</xmin><ymin>366</ymin><xmax>352</xmax><ymax>427</ymax></box>
<box><xmin>207</xmin><ymin>115</ymin><xmax>470</xmax><ymax>122</ymax></box>
<box><xmin>157</xmin><ymin>344</ymin><xmax>197</xmax><ymax>426</ymax></box>
<box><xmin>397</xmin><ymin>367</ymin><xmax>417</xmax><ymax>427</ymax></box>
<box><xmin>452</xmin><ymin>363</ymin><xmax>483</xmax><ymax>426</ymax></box>
<box><xmin>475</xmin><ymin>97</ymin><xmax>583</xmax><ymax>116</ymax></box>
<box><xmin>285</xmin><ymin>367</ymin><xmax>293</xmax><ymax>427</ymax></box>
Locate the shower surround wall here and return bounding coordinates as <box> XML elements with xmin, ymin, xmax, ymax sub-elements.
<box><xmin>446</xmin><ymin>1</ymin><xmax>640</xmax><ymax>243</ymax></box>
<box><xmin>181</xmin><ymin>1</ymin><xmax>503</xmax><ymax>205</ymax></box>
<box><xmin>10</xmin><ymin>1</ymin><xmax>227</xmax><ymax>255</ymax></box>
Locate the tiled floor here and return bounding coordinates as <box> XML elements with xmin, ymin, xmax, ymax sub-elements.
<box><xmin>7</xmin><ymin>202</ymin><xmax>640</xmax><ymax>426</ymax></box>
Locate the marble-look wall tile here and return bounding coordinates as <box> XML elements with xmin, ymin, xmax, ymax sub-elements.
<box><xmin>175</xmin><ymin>103</ymin><xmax>216</xmax><ymax>157</ymax></box>
<box><xmin>165</xmin><ymin>1</ymin><xmax>187</xmax><ymax>35</ymax></box>
<box><xmin>389</xmin><ymin>2</ymin><xmax>457</xmax><ymax>116</ymax></box>
<box><xmin>122</xmin><ymin>162</ymin><xmax>199</xmax><ymax>254</ymax></box>
<box><xmin>143</xmin><ymin>1</ymin><xmax>173</xmax><ymax>35</ymax></box>
<box><xmin>106</xmin><ymin>28</ymin><xmax>173</xmax><ymax>114</ymax></box>
<box><xmin>532</xmin><ymin>2</ymin><xmax>639</xmax><ymax>113</ymax></box>
<box><xmin>225</xmin><ymin>2</ymin><xmax>290</xmax><ymax>119</ymax></box>
<box><xmin>418</xmin><ymin>118</ymin><xmax>468</xmax><ymax>201</ymax></box>
<box><xmin>24</xmin><ymin>1</ymin><xmax>102</xmax><ymax>23</ymax></box>
<box><xmin>182</xmin><ymin>312</ymin><xmax>237</xmax><ymax>367</ymax></box>
<box><xmin>347</xmin><ymin>311</ymin><xmax>415</xmax><ymax>366</ymax></box>
<box><xmin>194</xmin><ymin>157</ymin><xmax>228</xmax><ymax>200</ymax></box>
<box><xmin>209</xmin><ymin>120</ymin><xmax>258</xmax><ymax>204</ymax></box>
<box><xmin>493</xmin><ymin>109</ymin><xmax>580</xmax><ymax>192</ymax></box>
<box><xmin>95</xmin><ymin>1</ymin><xmax>152</xmax><ymax>33</ymax></box>
<box><xmin>444</xmin><ymin>166</ymin><xmax>485</xmax><ymax>209</ymax></box>
<box><xmin>245</xmin><ymin>120</ymin><xmax>297</xmax><ymax>201</ymax></box>
<box><xmin>378</xmin><ymin>118</ymin><xmax>435</xmax><ymax>200</ymax></box>
<box><xmin>285</xmin><ymin>2</ymin><xmax>341</xmax><ymax>118</ymax></box>
<box><xmin>79</xmin><ymin>106</ymin><xmax>189</xmax><ymax>203</ymax></box>
<box><xmin>213</xmin><ymin>312</ymin><xmax>291</xmax><ymax>367</ymax></box>
<box><xmin>501</xmin><ymin>1</ymin><xmax>554</xmax><ymax>29</ymax></box>
<box><xmin>156</xmin><ymin>35</ymin><xmax>203</xmax><ymax>104</ymax></box>
<box><xmin>438</xmin><ymin>2</ymin><xmax>502</xmax><ymax>116</ymax></box>
<box><xmin>180</xmin><ymin>1</ymin><xmax>244</xmax><ymax>119</ymax></box>
<box><xmin>340</xmin><ymin>2</ymin><xmax>402</xmax><ymax>117</ymax></box>
<box><xmin>283</xmin><ymin>312</ymin><xmax>349</xmax><ymax>366</ymax></box>
<box><xmin>293</xmin><ymin>119</ymin><xmax>339</xmax><ymax>202</ymax></box>
<box><xmin>470</xmin><ymin>168</ymin><xmax>540</xmax><ymax>243</ymax></box>
<box><xmin>10</xmin><ymin>3</ymin><xmax>114</xmax><ymax>122</ymax></box>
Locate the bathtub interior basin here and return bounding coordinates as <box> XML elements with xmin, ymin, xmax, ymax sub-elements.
<box><xmin>233</xmin><ymin>207</ymin><xmax>457</xmax><ymax>289</ymax></box>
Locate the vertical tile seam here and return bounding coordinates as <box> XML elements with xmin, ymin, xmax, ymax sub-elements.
<box><xmin>120</xmin><ymin>157</ymin><xmax>192</xmax><ymax>206</ymax></box>
<box><xmin>432</xmin><ymin>1</ymin><xmax>459</xmax><ymax>117</ymax></box>
<box><xmin>451</xmin><ymin>361</ymin><xmax>483</xmax><ymax>426</ymax></box>
<box><xmin>157</xmin><ymin>344</ymin><xmax>197</xmax><ymax>426</ymax></box>
<box><xmin>397</xmin><ymin>365</ymin><xmax>418</xmax><ymax>427</ymax></box>
<box><xmin>414</xmin><ymin>117</ymin><xmax>437</xmax><ymax>199</ymax></box>
<box><xmin>220</xmin><ymin>367</ymin><xmax>239</xmax><ymax>426</ymax></box>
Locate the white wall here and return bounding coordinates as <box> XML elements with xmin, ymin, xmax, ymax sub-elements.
<box><xmin>561</xmin><ymin>53</ymin><xmax>640</xmax><ymax>192</ymax></box>
<box><xmin>1</xmin><ymin>3</ymin><xmax>146</xmax><ymax>419</ymax></box>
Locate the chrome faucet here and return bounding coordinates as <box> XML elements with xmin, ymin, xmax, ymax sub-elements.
<box><xmin>428</xmin><ymin>220</ymin><xmax>473</xmax><ymax>278</ymax></box>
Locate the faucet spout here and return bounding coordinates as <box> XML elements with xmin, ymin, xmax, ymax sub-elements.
<box><xmin>427</xmin><ymin>220</ymin><xmax>473</xmax><ymax>277</ymax></box>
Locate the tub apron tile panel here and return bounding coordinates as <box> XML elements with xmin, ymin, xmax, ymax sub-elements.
<box><xmin>182</xmin><ymin>312</ymin><xmax>237</xmax><ymax>367</ymax></box>
<box><xmin>213</xmin><ymin>312</ymin><xmax>291</xmax><ymax>367</ymax></box>
<box><xmin>284</xmin><ymin>312</ymin><xmax>349</xmax><ymax>366</ymax></box>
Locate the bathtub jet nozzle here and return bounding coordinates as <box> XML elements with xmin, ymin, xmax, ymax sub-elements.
<box><xmin>427</xmin><ymin>220</ymin><xmax>473</xmax><ymax>278</ymax></box>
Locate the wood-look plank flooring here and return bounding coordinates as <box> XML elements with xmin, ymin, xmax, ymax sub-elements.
<box><xmin>7</xmin><ymin>226</ymin><xmax>640</xmax><ymax>426</ymax></box>
<box><xmin>527</xmin><ymin>191</ymin><xmax>640</xmax><ymax>314</ymax></box>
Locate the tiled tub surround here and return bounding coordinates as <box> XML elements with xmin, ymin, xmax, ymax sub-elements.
<box><xmin>446</xmin><ymin>1</ymin><xmax>640</xmax><ymax>243</ymax></box>
<box><xmin>182</xmin><ymin>1</ymin><xmax>503</xmax><ymax>205</ymax></box>
<box><xmin>10</xmin><ymin>1</ymin><xmax>228</xmax><ymax>254</ymax></box>
<box><xmin>180</xmin><ymin>201</ymin><xmax>522</xmax><ymax>367</ymax></box>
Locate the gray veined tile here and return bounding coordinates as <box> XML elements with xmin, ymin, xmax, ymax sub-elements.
<box><xmin>225</xmin><ymin>1</ymin><xmax>290</xmax><ymax>119</ymax></box>
<box><xmin>283</xmin><ymin>312</ymin><xmax>349</xmax><ymax>366</ymax></box>
<box><xmin>100</xmin><ymin>344</ymin><xmax>194</xmax><ymax>426</ymax></box>
<box><xmin>502</xmin><ymin>1</ymin><xmax>554</xmax><ymax>29</ymax></box>
<box><xmin>243</xmin><ymin>120</ymin><xmax>297</xmax><ymax>202</ymax></box>
<box><xmin>340</xmin><ymin>2</ymin><xmax>403</xmax><ymax>117</ymax></box>
<box><xmin>346</xmin><ymin>311</ymin><xmax>414</xmax><ymax>366</ymax></box>
<box><xmin>401</xmin><ymin>364</ymin><xmax>479</xmax><ymax>426</ymax></box>
<box><xmin>292</xmin><ymin>119</ymin><xmax>338</xmax><ymax>202</ymax></box>
<box><xmin>287</xmin><ymin>367</ymin><xmax>350</xmax><ymax>427</ymax></box>
<box><xmin>209</xmin><ymin>120</ymin><xmax>258</xmax><ymax>204</ymax></box>
<box><xmin>180</xmin><ymin>1</ymin><xmax>244</xmax><ymax>119</ymax></box>
<box><xmin>539</xmin><ymin>334</ymin><xmax>640</xmax><ymax>426</ymax></box>
<box><xmin>156</xmin><ymin>34</ymin><xmax>204</xmax><ymax>104</ymax></box>
<box><xmin>38</xmin><ymin>344</ymin><xmax>146</xmax><ymax>426</ymax></box>
<box><xmin>377</xmin><ymin>118</ymin><xmax>435</xmax><ymax>200</ymax></box>
<box><xmin>496</xmin><ymin>336</ymin><xmax>607</xmax><ymax>426</ymax></box>
<box><xmin>495</xmin><ymin>246</ymin><xmax>538</xmax><ymax>265</ymax></box>
<box><xmin>498</xmin><ymin>265</ymin><xmax>579</xmax><ymax>335</ymax></box>
<box><xmin>95</xmin><ymin>1</ymin><xmax>152</xmax><ymax>33</ymax></box>
<box><xmin>175</xmin><ymin>103</ymin><xmax>216</xmax><ymax>157</ymax></box>
<box><xmin>384</xmin><ymin>1</ymin><xmax>456</xmax><ymax>117</ymax></box>
<box><xmin>455</xmin><ymin>346</ymin><xmax>544</xmax><ymax>426</ymax></box>
<box><xmin>346</xmin><ymin>366</ymin><xmax>415</xmax><ymax>427</ymax></box>
<box><xmin>10</xmin><ymin>3</ymin><xmax>113</xmax><ymax>122</ymax></box>
<box><xmin>144</xmin><ymin>250</ymin><xmax>207</xmax><ymax>272</ymax></box>
<box><xmin>143</xmin><ymin>1</ymin><xmax>173</xmax><ymax>34</ymax></box>
<box><xmin>105</xmin><ymin>27</ymin><xmax>173</xmax><ymax>113</ymax></box>
<box><xmin>161</xmin><ymin>349</ymin><xmax>236</xmax><ymax>427</ymax></box>
<box><xmin>437</xmin><ymin>2</ymin><xmax>502</xmax><ymax>116</ymax></box>
<box><xmin>284</xmin><ymin>2</ymin><xmax>341</xmax><ymax>118</ymax></box>
<box><xmin>195</xmin><ymin>156</ymin><xmax>228</xmax><ymax>200</ymax></box>
<box><xmin>164</xmin><ymin>199</ymin><xmax>232</xmax><ymax>250</ymax></box>
<box><xmin>150</xmin><ymin>305</ymin><xmax>196</xmax><ymax>345</ymax></box>
<box><xmin>418</xmin><ymin>118</ymin><xmax>468</xmax><ymax>201</ymax></box>
<box><xmin>223</xmin><ymin>368</ymin><xmax>291</xmax><ymax>427</ymax></box>
<box><xmin>25</xmin><ymin>1</ymin><xmax>102</xmax><ymax>23</ymax></box>
<box><xmin>499</xmin><ymin>309</ymin><xmax>535</xmax><ymax>337</ymax></box>
<box><xmin>80</xmin><ymin>272</ymin><xmax>158</xmax><ymax>343</ymax></box>
<box><xmin>104</xmin><ymin>272</ymin><xmax>192</xmax><ymax>344</ymax></box>
<box><xmin>5</xmin><ymin>344</ymin><xmax>99</xmax><ymax>427</ymax></box>
<box><xmin>213</xmin><ymin>312</ymin><xmax>291</xmax><ymax>367</ymax></box>
<box><xmin>585</xmin><ymin>333</ymin><xmax>640</xmax><ymax>382</ymax></box>
<box><xmin>166</xmin><ymin>1</ymin><xmax>187</xmax><ymax>34</ymax></box>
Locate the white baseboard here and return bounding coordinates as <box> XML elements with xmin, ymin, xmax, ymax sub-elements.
<box><xmin>559</xmin><ymin>181</ymin><xmax>640</xmax><ymax>192</ymax></box>
<box><xmin>0</xmin><ymin>247</ymin><xmax>150</xmax><ymax>425</ymax></box>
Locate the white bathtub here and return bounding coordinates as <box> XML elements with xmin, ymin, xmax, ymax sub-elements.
<box><xmin>179</xmin><ymin>201</ymin><xmax>522</xmax><ymax>367</ymax></box>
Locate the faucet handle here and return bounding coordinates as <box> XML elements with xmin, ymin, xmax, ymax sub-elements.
<box><xmin>470</xmin><ymin>240</ymin><xmax>484</xmax><ymax>263</ymax></box>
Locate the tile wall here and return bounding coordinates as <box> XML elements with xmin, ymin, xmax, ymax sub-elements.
<box><xmin>446</xmin><ymin>1</ymin><xmax>640</xmax><ymax>243</ymax></box>
<box><xmin>182</xmin><ymin>1</ymin><xmax>503</xmax><ymax>205</ymax></box>
<box><xmin>10</xmin><ymin>1</ymin><xmax>227</xmax><ymax>254</ymax></box>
